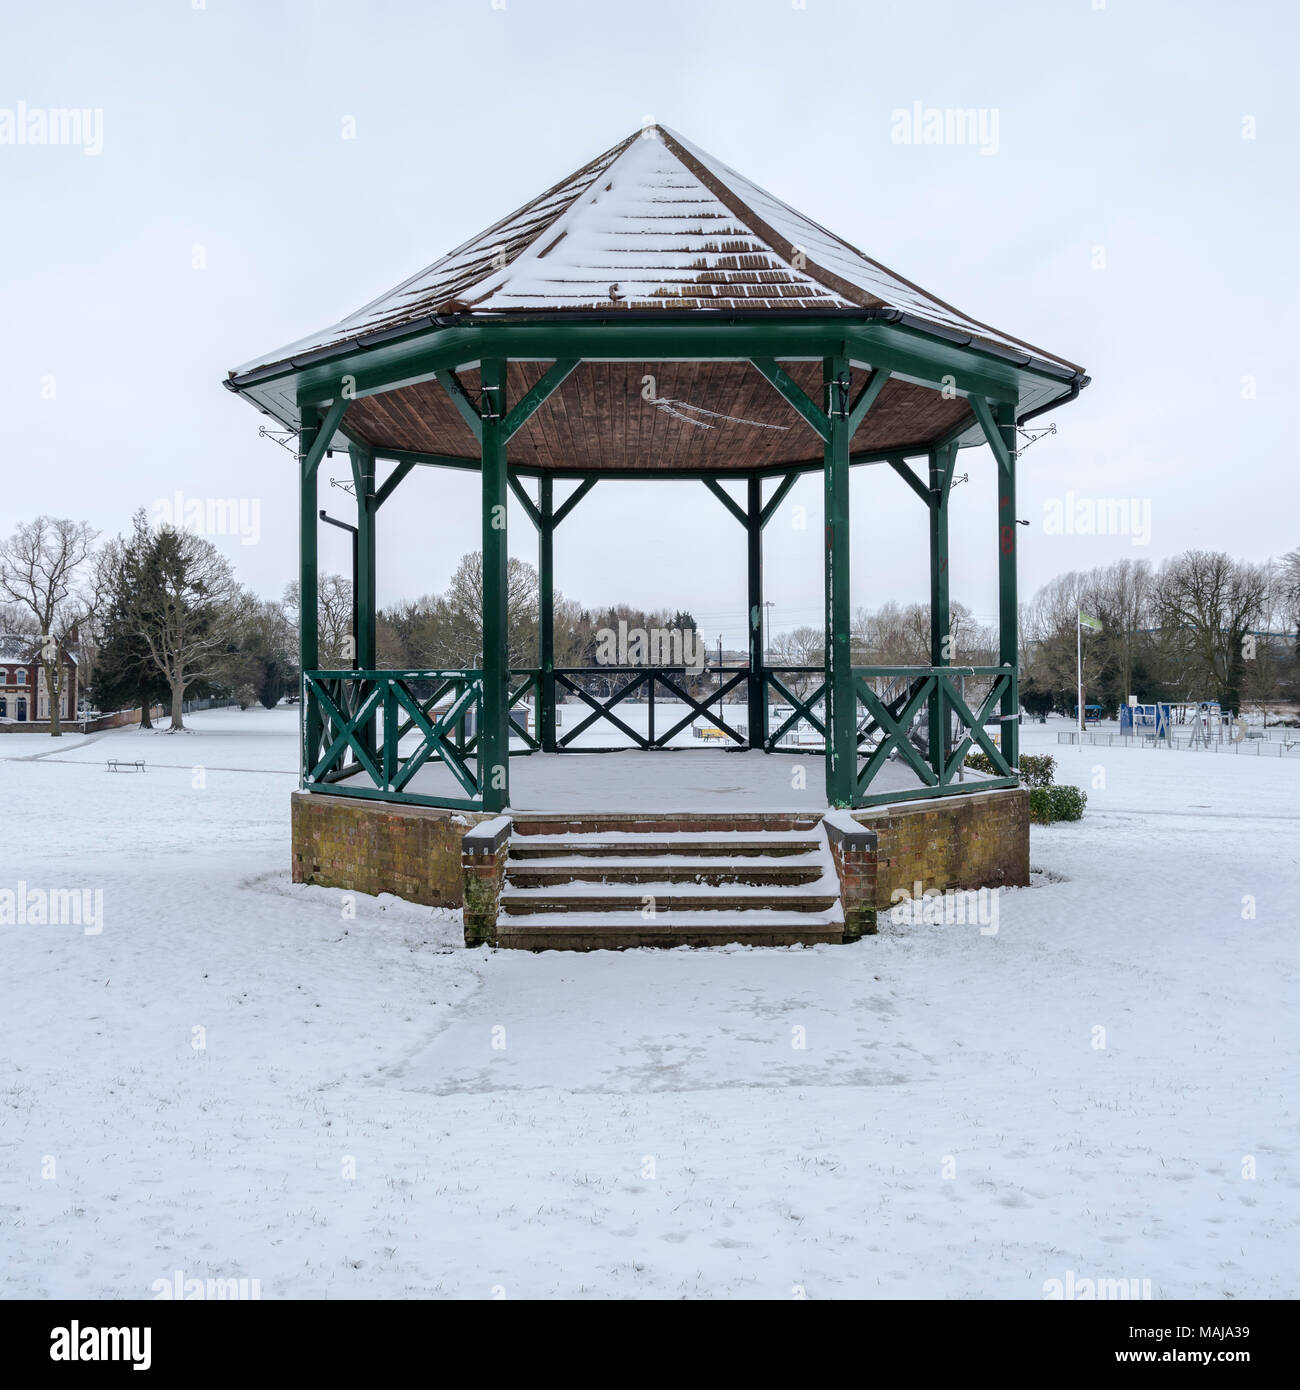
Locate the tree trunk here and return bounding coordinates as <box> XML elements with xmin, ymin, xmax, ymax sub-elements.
<box><xmin>45</xmin><ymin>659</ymin><xmax>62</xmax><ymax>737</ymax></box>
<box><xmin>1222</xmin><ymin>646</ymin><xmax>1245</xmax><ymax>717</ymax></box>
<box><xmin>170</xmin><ymin>683</ymin><xmax>185</xmax><ymax>731</ymax></box>
<box><xmin>139</xmin><ymin>689</ymin><xmax>153</xmax><ymax>731</ymax></box>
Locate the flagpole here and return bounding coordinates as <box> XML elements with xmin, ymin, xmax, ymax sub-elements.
<box><xmin>1077</xmin><ymin>610</ymin><xmax>1084</xmax><ymax>732</ymax></box>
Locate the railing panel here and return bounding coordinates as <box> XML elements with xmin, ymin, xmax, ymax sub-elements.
<box><xmin>301</xmin><ymin>664</ymin><xmax>1022</xmax><ymax>811</ymax></box>
<box><xmin>763</xmin><ymin>667</ymin><xmax>826</xmax><ymax>751</ymax></box>
<box><xmin>551</xmin><ymin>667</ymin><xmax>750</xmax><ymax>751</ymax></box>
<box><xmin>303</xmin><ymin>669</ymin><xmax>487</xmax><ymax>810</ymax></box>
<box><xmin>851</xmin><ymin>665</ymin><xmax>1019</xmax><ymax>807</ymax></box>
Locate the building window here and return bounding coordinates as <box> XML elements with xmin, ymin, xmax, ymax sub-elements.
<box><xmin>0</xmin><ymin>697</ymin><xmax>6</xmax><ymax>718</ymax></box>
<box><xmin>16</xmin><ymin>670</ymin><xmax>26</xmax><ymax>685</ymax></box>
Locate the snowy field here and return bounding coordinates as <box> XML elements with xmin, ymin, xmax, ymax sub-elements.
<box><xmin>2</xmin><ymin>706</ymin><xmax>1298</xmax><ymax>1299</ymax></box>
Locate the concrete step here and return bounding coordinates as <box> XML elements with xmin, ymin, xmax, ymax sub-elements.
<box><xmin>488</xmin><ymin>815</ymin><xmax>843</xmax><ymax>950</ymax></box>
<box><xmin>499</xmin><ymin>885</ymin><xmax>840</xmax><ymax>916</ymax></box>
<box><xmin>504</xmin><ymin>854</ymin><xmax>826</xmax><ymax>887</ymax></box>
<box><xmin>508</xmin><ymin>831</ymin><xmax>822</xmax><ymax>859</ymax></box>
<box><xmin>494</xmin><ymin>907</ymin><xmax>844</xmax><ymax>951</ymax></box>
<box><xmin>511</xmin><ymin>812</ymin><xmax>824</xmax><ymax>837</ymax></box>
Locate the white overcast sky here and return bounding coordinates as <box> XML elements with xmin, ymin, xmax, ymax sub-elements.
<box><xmin>2</xmin><ymin>0</ymin><xmax>1296</xmax><ymax>647</ymax></box>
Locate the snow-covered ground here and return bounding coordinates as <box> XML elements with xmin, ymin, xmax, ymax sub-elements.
<box><xmin>2</xmin><ymin>707</ymin><xmax>1297</xmax><ymax>1298</ymax></box>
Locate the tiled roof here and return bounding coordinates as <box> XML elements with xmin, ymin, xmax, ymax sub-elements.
<box><xmin>232</xmin><ymin>126</ymin><xmax>1080</xmax><ymax>379</ymax></box>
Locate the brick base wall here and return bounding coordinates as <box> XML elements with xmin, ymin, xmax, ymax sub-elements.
<box><xmin>289</xmin><ymin>786</ymin><xmax>1028</xmax><ymax>936</ymax></box>
<box><xmin>291</xmin><ymin>792</ymin><xmax>489</xmax><ymax>906</ymax></box>
<box><xmin>826</xmin><ymin>788</ymin><xmax>1029</xmax><ymax>935</ymax></box>
<box><xmin>863</xmin><ymin>788</ymin><xmax>1030</xmax><ymax>904</ymax></box>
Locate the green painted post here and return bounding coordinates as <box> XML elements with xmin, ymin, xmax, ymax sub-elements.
<box><xmin>480</xmin><ymin>359</ymin><xmax>510</xmax><ymax>811</ymax></box>
<box><xmin>350</xmin><ymin>445</ymin><xmax>377</xmax><ymax>665</ymax></box>
<box><xmin>823</xmin><ymin>354</ymin><xmax>855</xmax><ymax>807</ymax></box>
<box><xmin>299</xmin><ymin>405</ymin><xmax>321</xmax><ymax>785</ymax></box>
<box><xmin>746</xmin><ymin>474</ymin><xmax>765</xmax><ymax>750</ymax></box>
<box><xmin>995</xmin><ymin>401</ymin><xmax>1020</xmax><ymax>772</ymax></box>
<box><xmin>928</xmin><ymin>443</ymin><xmax>952</xmax><ymax>772</ymax></box>
<box><xmin>351</xmin><ymin>443</ymin><xmax>377</xmax><ymax>758</ymax></box>
<box><xmin>539</xmin><ymin>474</ymin><xmax>556</xmax><ymax>752</ymax></box>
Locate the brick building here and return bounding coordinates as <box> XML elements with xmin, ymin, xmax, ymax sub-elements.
<box><xmin>0</xmin><ymin>635</ymin><xmax>78</xmax><ymax>725</ymax></box>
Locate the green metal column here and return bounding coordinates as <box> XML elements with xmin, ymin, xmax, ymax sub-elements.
<box><xmin>823</xmin><ymin>353</ymin><xmax>855</xmax><ymax>807</ymax></box>
<box><xmin>746</xmin><ymin>474</ymin><xmax>764</xmax><ymax>749</ymax></box>
<box><xmin>539</xmin><ymin>475</ymin><xmax>556</xmax><ymax>752</ymax></box>
<box><xmin>351</xmin><ymin>445</ymin><xmax>377</xmax><ymax>669</ymax></box>
<box><xmin>995</xmin><ymin>401</ymin><xmax>1020</xmax><ymax>771</ymax></box>
<box><xmin>480</xmin><ymin>359</ymin><xmax>510</xmax><ymax>811</ymax></box>
<box><xmin>298</xmin><ymin>405</ymin><xmax>321</xmax><ymax>785</ymax></box>
<box><xmin>928</xmin><ymin>442</ymin><xmax>953</xmax><ymax>769</ymax></box>
<box><xmin>351</xmin><ymin>443</ymin><xmax>378</xmax><ymax>759</ymax></box>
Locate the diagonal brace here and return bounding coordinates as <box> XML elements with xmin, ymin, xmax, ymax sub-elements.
<box><xmin>553</xmin><ymin>478</ymin><xmax>596</xmax><ymax>526</ymax></box>
<box><xmin>969</xmin><ymin>394</ymin><xmax>1015</xmax><ymax>473</ymax></box>
<box><xmin>749</xmin><ymin>358</ymin><xmax>830</xmax><ymax>441</ymax></box>
<box><xmin>502</xmin><ymin>359</ymin><xmax>579</xmax><ymax>441</ymax></box>
<box><xmin>435</xmin><ymin>369</ymin><xmax>484</xmax><ymax>444</ymax></box>
<box><xmin>301</xmin><ymin>396</ymin><xmax>350</xmax><ymax>482</ymax></box>
<box><xmin>887</xmin><ymin>455</ymin><xmax>932</xmax><ymax>506</ymax></box>
<box><xmin>702</xmin><ymin>477</ymin><xmax>748</xmax><ymax>528</ymax></box>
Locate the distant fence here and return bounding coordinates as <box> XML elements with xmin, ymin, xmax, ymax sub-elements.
<box><xmin>1058</xmin><ymin>730</ymin><xmax>1300</xmax><ymax>758</ymax></box>
<box><xmin>0</xmin><ymin>703</ymin><xmax>168</xmax><ymax>735</ymax></box>
<box><xmin>0</xmin><ymin>697</ymin><xmax>242</xmax><ymax>735</ymax></box>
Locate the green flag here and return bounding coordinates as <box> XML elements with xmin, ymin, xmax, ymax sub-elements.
<box><xmin>1079</xmin><ymin>611</ymin><xmax>1102</xmax><ymax>632</ymax></box>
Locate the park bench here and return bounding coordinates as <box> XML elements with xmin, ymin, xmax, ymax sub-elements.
<box><xmin>106</xmin><ymin>759</ymin><xmax>146</xmax><ymax>773</ymax></box>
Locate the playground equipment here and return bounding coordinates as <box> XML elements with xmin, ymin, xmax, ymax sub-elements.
<box><xmin>1120</xmin><ymin>702</ymin><xmax>1171</xmax><ymax>740</ymax></box>
<box><xmin>1182</xmin><ymin>700</ymin><xmax>1226</xmax><ymax>748</ymax></box>
<box><xmin>1118</xmin><ymin>699</ymin><xmax>1238</xmax><ymax>747</ymax></box>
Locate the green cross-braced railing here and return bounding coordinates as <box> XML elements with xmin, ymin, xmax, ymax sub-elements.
<box><xmin>507</xmin><ymin>669</ymin><xmax>541</xmax><ymax>749</ymax></box>
<box><xmin>448</xmin><ymin>670</ymin><xmax>542</xmax><ymax>758</ymax></box>
<box><xmin>303</xmin><ymin>669</ymin><xmax>488</xmax><ymax>810</ymax></box>
<box><xmin>552</xmin><ymin>666</ymin><xmax>750</xmax><ymax>750</ymax></box>
<box><xmin>763</xmin><ymin>666</ymin><xmax>827</xmax><ymax>751</ymax></box>
<box><xmin>851</xmin><ymin>665</ymin><xmax>1019</xmax><ymax>807</ymax></box>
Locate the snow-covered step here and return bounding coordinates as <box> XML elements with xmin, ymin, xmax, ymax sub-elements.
<box><xmin>490</xmin><ymin>815</ymin><xmax>846</xmax><ymax>950</ymax></box>
<box><xmin>495</xmin><ymin>904</ymin><xmax>844</xmax><ymax>951</ymax></box>
<box><xmin>511</xmin><ymin>812</ymin><xmax>823</xmax><ymax>837</ymax></box>
<box><xmin>499</xmin><ymin>883</ymin><xmax>840</xmax><ymax>916</ymax></box>
<box><xmin>504</xmin><ymin>853</ymin><xmax>827</xmax><ymax>887</ymax></box>
<box><xmin>508</xmin><ymin>831</ymin><xmax>822</xmax><ymax>859</ymax></box>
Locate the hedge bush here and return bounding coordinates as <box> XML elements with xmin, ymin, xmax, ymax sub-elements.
<box><xmin>1029</xmin><ymin>785</ymin><xmax>1087</xmax><ymax>823</ymax></box>
<box><xmin>1018</xmin><ymin>754</ymin><xmax>1056</xmax><ymax>788</ymax></box>
<box><xmin>963</xmin><ymin>751</ymin><xmax>1055</xmax><ymax>787</ymax></box>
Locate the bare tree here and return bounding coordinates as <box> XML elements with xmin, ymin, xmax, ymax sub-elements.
<box><xmin>0</xmin><ymin>516</ymin><xmax>98</xmax><ymax>735</ymax></box>
<box><xmin>1281</xmin><ymin>546</ymin><xmax>1300</xmax><ymax>658</ymax></box>
<box><xmin>282</xmin><ymin>574</ymin><xmax>354</xmax><ymax>667</ymax></box>
<box><xmin>767</xmin><ymin>625</ymin><xmax>823</xmax><ymax>699</ymax></box>
<box><xmin>1155</xmin><ymin>550</ymin><xmax>1271</xmax><ymax>713</ymax></box>
<box><xmin>1088</xmin><ymin>557</ymin><xmax>1155</xmax><ymax>702</ymax></box>
<box><xmin>137</xmin><ymin>526</ymin><xmax>246</xmax><ymax>730</ymax></box>
<box><xmin>442</xmin><ymin>551</ymin><xmax>539</xmax><ymax>668</ymax></box>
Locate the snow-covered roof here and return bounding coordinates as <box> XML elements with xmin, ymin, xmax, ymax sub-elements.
<box><xmin>0</xmin><ymin>634</ymin><xmax>37</xmax><ymax>662</ymax></box>
<box><xmin>231</xmin><ymin>125</ymin><xmax>1082</xmax><ymax>380</ymax></box>
<box><xmin>0</xmin><ymin>634</ymin><xmax>77</xmax><ymax>665</ymax></box>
